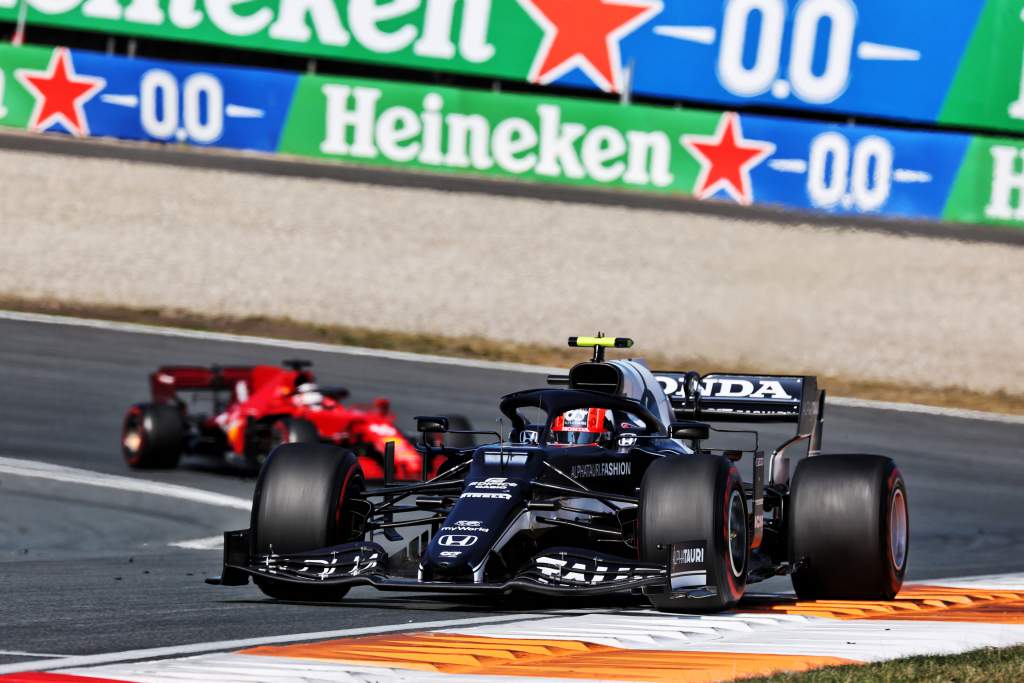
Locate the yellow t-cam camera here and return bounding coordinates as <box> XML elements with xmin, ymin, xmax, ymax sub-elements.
<box><xmin>568</xmin><ymin>336</ymin><xmax>634</xmax><ymax>349</ymax></box>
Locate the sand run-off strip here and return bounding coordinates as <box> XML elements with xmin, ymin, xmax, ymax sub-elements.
<box><xmin>1</xmin><ymin>146</ymin><xmax>1021</xmax><ymax>396</ymax></box>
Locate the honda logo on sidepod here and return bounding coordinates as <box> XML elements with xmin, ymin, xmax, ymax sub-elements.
<box><xmin>439</xmin><ymin>535</ymin><xmax>478</xmax><ymax>547</ymax></box>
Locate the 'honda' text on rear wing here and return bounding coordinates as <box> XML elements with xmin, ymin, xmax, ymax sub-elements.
<box><xmin>655</xmin><ymin>372</ymin><xmax>825</xmax><ymax>454</ymax></box>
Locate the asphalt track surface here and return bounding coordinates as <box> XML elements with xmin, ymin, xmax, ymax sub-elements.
<box><xmin>1</xmin><ymin>315</ymin><xmax>1022</xmax><ymax>668</ymax></box>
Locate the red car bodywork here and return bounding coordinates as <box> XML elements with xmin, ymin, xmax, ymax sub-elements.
<box><xmin>148</xmin><ymin>363</ymin><xmax>425</xmax><ymax>480</ymax></box>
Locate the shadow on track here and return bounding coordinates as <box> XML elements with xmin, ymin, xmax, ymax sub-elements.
<box><xmin>218</xmin><ymin>591</ymin><xmax>649</xmax><ymax>613</ymax></box>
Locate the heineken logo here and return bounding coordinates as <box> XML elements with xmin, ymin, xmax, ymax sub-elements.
<box><xmin>985</xmin><ymin>145</ymin><xmax>1024</xmax><ymax>221</ymax></box>
<box><xmin>320</xmin><ymin>84</ymin><xmax>677</xmax><ymax>187</ymax></box>
<box><xmin>14</xmin><ymin>48</ymin><xmax>104</xmax><ymax>137</ymax></box>
<box><xmin>317</xmin><ymin>83</ymin><xmax>779</xmax><ymax>199</ymax></box>
<box><xmin>518</xmin><ymin>0</ymin><xmax>663</xmax><ymax>93</ymax></box>
<box><xmin>0</xmin><ymin>0</ymin><xmax>496</xmax><ymax>63</ymax></box>
<box><xmin>0</xmin><ymin>0</ymin><xmax>666</xmax><ymax>94</ymax></box>
<box><xmin>682</xmin><ymin>113</ymin><xmax>775</xmax><ymax>206</ymax></box>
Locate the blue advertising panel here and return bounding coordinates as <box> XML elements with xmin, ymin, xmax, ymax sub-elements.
<box><xmin>67</xmin><ymin>50</ymin><xmax>298</xmax><ymax>151</ymax></box>
<box><xmin>740</xmin><ymin>114</ymin><xmax>972</xmax><ymax>218</ymax></box>
<box><xmin>608</xmin><ymin>0</ymin><xmax>985</xmax><ymax>123</ymax></box>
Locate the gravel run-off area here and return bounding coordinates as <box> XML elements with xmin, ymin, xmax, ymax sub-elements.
<box><xmin>2</xmin><ymin>147</ymin><xmax>1022</xmax><ymax>395</ymax></box>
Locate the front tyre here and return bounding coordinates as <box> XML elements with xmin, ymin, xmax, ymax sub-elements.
<box><xmin>640</xmin><ymin>455</ymin><xmax>748</xmax><ymax>612</ymax></box>
<box><xmin>251</xmin><ymin>443</ymin><xmax>365</xmax><ymax>601</ymax></box>
<box><xmin>789</xmin><ymin>454</ymin><xmax>908</xmax><ymax>600</ymax></box>
<box><xmin>122</xmin><ymin>403</ymin><xmax>183</xmax><ymax>469</ymax></box>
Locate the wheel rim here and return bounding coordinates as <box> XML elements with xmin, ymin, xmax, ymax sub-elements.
<box><xmin>890</xmin><ymin>488</ymin><xmax>908</xmax><ymax>571</ymax></box>
<box><xmin>123</xmin><ymin>429</ymin><xmax>143</xmax><ymax>453</ymax></box>
<box><xmin>122</xmin><ymin>411</ymin><xmax>144</xmax><ymax>456</ymax></box>
<box><xmin>727</xmin><ymin>488</ymin><xmax>747</xmax><ymax>578</ymax></box>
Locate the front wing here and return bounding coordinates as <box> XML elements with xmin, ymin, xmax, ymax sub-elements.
<box><xmin>208</xmin><ymin>530</ymin><xmax>687</xmax><ymax>597</ymax></box>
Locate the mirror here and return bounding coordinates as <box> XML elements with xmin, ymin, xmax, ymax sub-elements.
<box><xmin>318</xmin><ymin>385</ymin><xmax>350</xmax><ymax>401</ymax></box>
<box><xmin>415</xmin><ymin>416</ymin><xmax>449</xmax><ymax>433</ymax></box>
<box><xmin>671</xmin><ymin>421</ymin><xmax>709</xmax><ymax>441</ymax></box>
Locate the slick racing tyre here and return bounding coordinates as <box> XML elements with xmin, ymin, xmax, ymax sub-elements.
<box><xmin>122</xmin><ymin>403</ymin><xmax>183</xmax><ymax>469</ymax></box>
<box><xmin>251</xmin><ymin>443</ymin><xmax>365</xmax><ymax>601</ymax></box>
<box><xmin>789</xmin><ymin>454</ymin><xmax>908</xmax><ymax>600</ymax></box>
<box><xmin>640</xmin><ymin>455</ymin><xmax>748</xmax><ymax>612</ymax></box>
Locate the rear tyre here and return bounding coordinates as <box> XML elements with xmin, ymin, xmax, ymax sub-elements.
<box><xmin>274</xmin><ymin>417</ymin><xmax>319</xmax><ymax>445</ymax></box>
<box><xmin>122</xmin><ymin>403</ymin><xmax>183</xmax><ymax>469</ymax></box>
<box><xmin>442</xmin><ymin>414</ymin><xmax>476</xmax><ymax>450</ymax></box>
<box><xmin>251</xmin><ymin>443</ymin><xmax>364</xmax><ymax>601</ymax></box>
<box><xmin>251</xmin><ymin>417</ymin><xmax>320</xmax><ymax>468</ymax></box>
<box><xmin>640</xmin><ymin>455</ymin><xmax>748</xmax><ymax>612</ymax></box>
<box><xmin>427</xmin><ymin>414</ymin><xmax>477</xmax><ymax>477</ymax></box>
<box><xmin>789</xmin><ymin>454</ymin><xmax>908</xmax><ymax>600</ymax></box>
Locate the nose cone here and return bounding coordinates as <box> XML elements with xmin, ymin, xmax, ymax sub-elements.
<box><xmin>426</xmin><ymin>531</ymin><xmax>484</xmax><ymax>578</ymax></box>
<box><xmin>421</xmin><ymin>476</ymin><xmax>525</xmax><ymax>581</ymax></box>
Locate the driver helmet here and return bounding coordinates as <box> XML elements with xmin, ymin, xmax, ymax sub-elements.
<box><xmin>294</xmin><ymin>382</ymin><xmax>324</xmax><ymax>406</ymax></box>
<box><xmin>550</xmin><ymin>408</ymin><xmax>612</xmax><ymax>446</ymax></box>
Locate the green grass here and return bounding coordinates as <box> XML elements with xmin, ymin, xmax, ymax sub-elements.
<box><xmin>741</xmin><ymin>644</ymin><xmax>1024</xmax><ymax>682</ymax></box>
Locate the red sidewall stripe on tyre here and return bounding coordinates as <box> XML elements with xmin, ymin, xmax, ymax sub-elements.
<box><xmin>722</xmin><ymin>465</ymin><xmax>743</xmax><ymax>601</ymax></box>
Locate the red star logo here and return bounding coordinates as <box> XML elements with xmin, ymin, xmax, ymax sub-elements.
<box><xmin>15</xmin><ymin>48</ymin><xmax>105</xmax><ymax>137</ymax></box>
<box><xmin>518</xmin><ymin>0</ymin><xmax>662</xmax><ymax>93</ymax></box>
<box><xmin>681</xmin><ymin>112</ymin><xmax>775</xmax><ymax>205</ymax></box>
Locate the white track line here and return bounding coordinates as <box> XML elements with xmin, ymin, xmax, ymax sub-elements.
<box><xmin>0</xmin><ymin>613</ymin><xmax>559</xmax><ymax>675</ymax></box>
<box><xmin>61</xmin><ymin>654</ymin><xmax>596</xmax><ymax>682</ymax></box>
<box><xmin>915</xmin><ymin>571</ymin><xmax>1024</xmax><ymax>590</ymax></box>
<box><xmin>0</xmin><ymin>456</ymin><xmax>251</xmax><ymax>510</ymax></box>
<box><xmin>3</xmin><ymin>309</ymin><xmax>1022</xmax><ymax>424</ymax></box>
<box><xmin>826</xmin><ymin>396</ymin><xmax>1024</xmax><ymax>424</ymax></box>
<box><xmin>168</xmin><ymin>535</ymin><xmax>226</xmax><ymax>550</ymax></box>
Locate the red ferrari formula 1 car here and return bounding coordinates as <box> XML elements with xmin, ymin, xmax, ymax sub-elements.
<box><xmin>121</xmin><ymin>360</ymin><xmax>469</xmax><ymax>480</ymax></box>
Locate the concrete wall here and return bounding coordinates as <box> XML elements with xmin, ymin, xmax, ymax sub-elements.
<box><xmin>2</xmin><ymin>147</ymin><xmax>1021</xmax><ymax>394</ymax></box>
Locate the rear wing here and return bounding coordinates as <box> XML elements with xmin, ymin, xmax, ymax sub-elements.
<box><xmin>655</xmin><ymin>372</ymin><xmax>825</xmax><ymax>454</ymax></box>
<box><xmin>149</xmin><ymin>366</ymin><xmax>256</xmax><ymax>403</ymax></box>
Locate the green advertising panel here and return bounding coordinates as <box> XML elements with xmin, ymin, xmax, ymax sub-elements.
<box><xmin>944</xmin><ymin>136</ymin><xmax>1024</xmax><ymax>226</ymax></box>
<box><xmin>0</xmin><ymin>0</ymin><xmax>540</xmax><ymax>78</ymax></box>
<box><xmin>279</xmin><ymin>74</ymin><xmax>712</xmax><ymax>195</ymax></box>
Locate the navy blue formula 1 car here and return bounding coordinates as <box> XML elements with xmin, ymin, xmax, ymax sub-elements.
<box><xmin>209</xmin><ymin>336</ymin><xmax>909</xmax><ymax>612</ymax></box>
